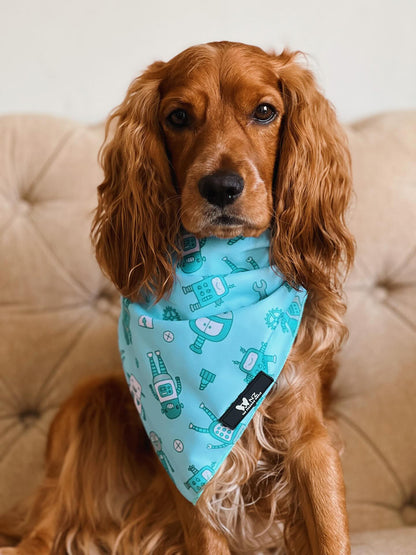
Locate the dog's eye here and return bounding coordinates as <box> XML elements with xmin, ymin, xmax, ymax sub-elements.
<box><xmin>252</xmin><ymin>104</ymin><xmax>277</xmax><ymax>124</ymax></box>
<box><xmin>167</xmin><ymin>109</ymin><xmax>189</xmax><ymax>128</ymax></box>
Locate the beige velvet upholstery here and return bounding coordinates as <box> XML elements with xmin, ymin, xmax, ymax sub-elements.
<box><xmin>0</xmin><ymin>115</ymin><xmax>121</xmax><ymax>510</ymax></box>
<box><xmin>0</xmin><ymin>112</ymin><xmax>415</xmax><ymax>553</ymax></box>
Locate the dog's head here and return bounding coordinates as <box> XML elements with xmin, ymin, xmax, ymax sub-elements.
<box><xmin>92</xmin><ymin>42</ymin><xmax>354</xmax><ymax>302</ymax></box>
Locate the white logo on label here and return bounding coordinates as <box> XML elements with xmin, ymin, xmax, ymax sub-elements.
<box><xmin>235</xmin><ymin>391</ymin><xmax>262</xmax><ymax>415</ymax></box>
<box><xmin>236</xmin><ymin>397</ymin><xmax>250</xmax><ymax>411</ymax></box>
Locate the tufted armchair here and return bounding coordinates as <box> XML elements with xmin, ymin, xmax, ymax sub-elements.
<box><xmin>0</xmin><ymin>112</ymin><xmax>415</xmax><ymax>554</ymax></box>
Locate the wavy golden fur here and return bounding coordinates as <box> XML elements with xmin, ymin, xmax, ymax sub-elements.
<box><xmin>0</xmin><ymin>42</ymin><xmax>354</xmax><ymax>555</ymax></box>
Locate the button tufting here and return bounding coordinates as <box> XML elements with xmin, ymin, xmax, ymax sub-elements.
<box><xmin>19</xmin><ymin>408</ymin><xmax>41</xmax><ymax>428</ymax></box>
<box><xmin>402</xmin><ymin>504</ymin><xmax>416</xmax><ymax>526</ymax></box>
<box><xmin>95</xmin><ymin>293</ymin><xmax>114</xmax><ymax>313</ymax></box>
<box><xmin>17</xmin><ymin>199</ymin><xmax>31</xmax><ymax>216</ymax></box>
<box><xmin>373</xmin><ymin>285</ymin><xmax>388</xmax><ymax>302</ymax></box>
<box><xmin>373</xmin><ymin>280</ymin><xmax>391</xmax><ymax>302</ymax></box>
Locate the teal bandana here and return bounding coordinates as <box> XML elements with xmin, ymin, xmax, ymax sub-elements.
<box><xmin>118</xmin><ymin>230</ymin><xmax>307</xmax><ymax>504</ymax></box>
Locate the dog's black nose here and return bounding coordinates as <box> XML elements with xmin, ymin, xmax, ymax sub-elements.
<box><xmin>198</xmin><ymin>172</ymin><xmax>244</xmax><ymax>208</ymax></box>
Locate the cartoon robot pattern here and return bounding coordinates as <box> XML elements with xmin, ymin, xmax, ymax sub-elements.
<box><xmin>184</xmin><ymin>463</ymin><xmax>216</xmax><ymax>493</ymax></box>
<box><xmin>182</xmin><ymin>275</ymin><xmax>234</xmax><ymax>312</ymax></box>
<box><xmin>179</xmin><ymin>234</ymin><xmax>206</xmax><ymax>274</ymax></box>
<box><xmin>138</xmin><ymin>314</ymin><xmax>154</xmax><ymax>329</ymax></box>
<box><xmin>189</xmin><ymin>312</ymin><xmax>233</xmax><ymax>354</ymax></box>
<box><xmin>189</xmin><ymin>402</ymin><xmax>244</xmax><ymax>449</ymax></box>
<box><xmin>221</xmin><ymin>255</ymin><xmax>259</xmax><ymax>273</ymax></box>
<box><xmin>233</xmin><ymin>341</ymin><xmax>277</xmax><ymax>383</ymax></box>
<box><xmin>199</xmin><ymin>368</ymin><xmax>216</xmax><ymax>390</ymax></box>
<box><xmin>283</xmin><ymin>295</ymin><xmax>303</xmax><ymax>335</ymax></box>
<box><xmin>147</xmin><ymin>351</ymin><xmax>183</xmax><ymax>419</ymax></box>
<box><xmin>149</xmin><ymin>431</ymin><xmax>174</xmax><ymax>479</ymax></box>
<box><xmin>227</xmin><ymin>236</ymin><xmax>245</xmax><ymax>245</ymax></box>
<box><xmin>252</xmin><ymin>279</ymin><xmax>268</xmax><ymax>300</ymax></box>
<box><xmin>162</xmin><ymin>306</ymin><xmax>181</xmax><ymax>321</ymax></box>
<box><xmin>122</xmin><ymin>298</ymin><xmax>132</xmax><ymax>345</ymax></box>
<box><xmin>127</xmin><ymin>373</ymin><xmax>146</xmax><ymax>420</ymax></box>
<box><xmin>265</xmin><ymin>295</ymin><xmax>303</xmax><ymax>336</ymax></box>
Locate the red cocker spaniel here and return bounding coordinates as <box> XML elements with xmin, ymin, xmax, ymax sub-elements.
<box><xmin>0</xmin><ymin>41</ymin><xmax>354</xmax><ymax>555</ymax></box>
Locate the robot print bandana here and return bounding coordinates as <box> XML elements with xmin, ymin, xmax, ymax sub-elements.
<box><xmin>119</xmin><ymin>230</ymin><xmax>308</xmax><ymax>504</ymax></box>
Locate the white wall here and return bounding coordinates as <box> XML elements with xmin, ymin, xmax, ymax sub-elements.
<box><xmin>1</xmin><ymin>0</ymin><xmax>415</xmax><ymax>124</ymax></box>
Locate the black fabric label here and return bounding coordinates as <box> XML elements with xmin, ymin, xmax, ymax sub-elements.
<box><xmin>219</xmin><ymin>371</ymin><xmax>274</xmax><ymax>429</ymax></box>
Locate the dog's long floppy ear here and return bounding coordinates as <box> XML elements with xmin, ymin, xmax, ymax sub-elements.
<box><xmin>92</xmin><ymin>61</ymin><xmax>181</xmax><ymax>302</ymax></box>
<box><xmin>271</xmin><ymin>50</ymin><xmax>355</xmax><ymax>293</ymax></box>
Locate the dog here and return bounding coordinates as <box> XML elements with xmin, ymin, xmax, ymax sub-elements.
<box><xmin>0</xmin><ymin>41</ymin><xmax>354</xmax><ymax>554</ymax></box>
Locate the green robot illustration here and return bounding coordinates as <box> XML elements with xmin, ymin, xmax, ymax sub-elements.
<box><xmin>189</xmin><ymin>312</ymin><xmax>233</xmax><ymax>354</ymax></box>
<box><xmin>149</xmin><ymin>431</ymin><xmax>174</xmax><ymax>479</ymax></box>
<box><xmin>138</xmin><ymin>314</ymin><xmax>154</xmax><ymax>329</ymax></box>
<box><xmin>199</xmin><ymin>368</ymin><xmax>216</xmax><ymax>390</ymax></box>
<box><xmin>246</xmin><ymin>256</ymin><xmax>260</xmax><ymax>270</ymax></box>
<box><xmin>221</xmin><ymin>256</ymin><xmax>260</xmax><ymax>273</ymax></box>
<box><xmin>126</xmin><ymin>372</ymin><xmax>146</xmax><ymax>420</ymax></box>
<box><xmin>184</xmin><ymin>463</ymin><xmax>216</xmax><ymax>493</ymax></box>
<box><xmin>147</xmin><ymin>351</ymin><xmax>183</xmax><ymax>419</ymax></box>
<box><xmin>252</xmin><ymin>279</ymin><xmax>268</xmax><ymax>300</ymax></box>
<box><xmin>189</xmin><ymin>402</ymin><xmax>244</xmax><ymax>449</ymax></box>
<box><xmin>233</xmin><ymin>341</ymin><xmax>277</xmax><ymax>383</ymax></box>
<box><xmin>179</xmin><ymin>234</ymin><xmax>206</xmax><ymax>274</ymax></box>
<box><xmin>121</xmin><ymin>297</ymin><xmax>132</xmax><ymax>345</ymax></box>
<box><xmin>227</xmin><ymin>236</ymin><xmax>245</xmax><ymax>245</ymax></box>
<box><xmin>284</xmin><ymin>295</ymin><xmax>303</xmax><ymax>335</ymax></box>
<box><xmin>265</xmin><ymin>295</ymin><xmax>303</xmax><ymax>336</ymax></box>
<box><xmin>182</xmin><ymin>275</ymin><xmax>234</xmax><ymax>312</ymax></box>
<box><xmin>163</xmin><ymin>306</ymin><xmax>181</xmax><ymax>321</ymax></box>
